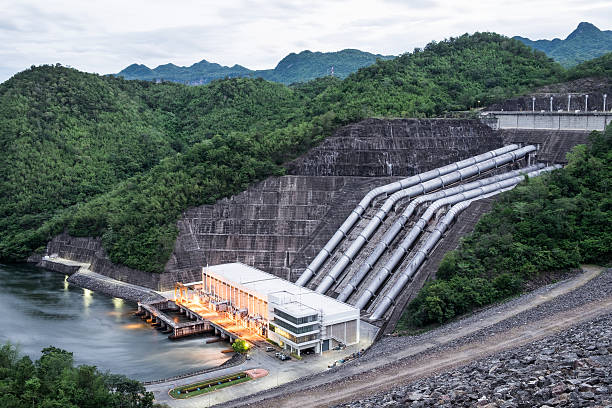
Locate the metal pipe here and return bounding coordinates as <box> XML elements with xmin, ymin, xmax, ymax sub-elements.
<box><xmin>336</xmin><ymin>164</ymin><xmax>543</xmax><ymax>303</ymax></box>
<box><xmin>295</xmin><ymin>144</ymin><xmax>520</xmax><ymax>287</ymax></box>
<box><xmin>314</xmin><ymin>145</ymin><xmax>536</xmax><ymax>294</ymax></box>
<box><xmin>367</xmin><ymin>165</ymin><xmax>561</xmax><ymax>319</ymax></box>
<box><xmin>357</xmin><ymin>165</ymin><xmax>560</xmax><ymax>310</ymax></box>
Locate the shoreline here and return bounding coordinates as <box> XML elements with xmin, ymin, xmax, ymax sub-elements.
<box><xmin>36</xmin><ymin>256</ymin><xmax>166</xmax><ymax>303</ymax></box>
<box><xmin>33</xmin><ymin>257</ymin><xmax>247</xmax><ymax>385</ymax></box>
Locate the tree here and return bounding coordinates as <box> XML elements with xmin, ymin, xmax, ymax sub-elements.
<box><xmin>232</xmin><ymin>339</ymin><xmax>249</xmax><ymax>354</ymax></box>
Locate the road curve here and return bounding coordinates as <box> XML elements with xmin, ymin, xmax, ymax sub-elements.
<box><xmin>224</xmin><ymin>266</ymin><xmax>608</xmax><ymax>408</ymax></box>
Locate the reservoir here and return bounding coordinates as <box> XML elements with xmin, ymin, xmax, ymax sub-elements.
<box><xmin>0</xmin><ymin>263</ymin><xmax>231</xmax><ymax>381</ymax></box>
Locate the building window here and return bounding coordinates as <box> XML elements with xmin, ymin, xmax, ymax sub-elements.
<box><xmin>272</xmin><ymin>318</ymin><xmax>317</xmax><ymax>334</ymax></box>
<box><xmin>273</xmin><ymin>309</ymin><xmax>318</xmax><ymax>325</ymax></box>
<box><xmin>269</xmin><ymin>324</ymin><xmax>318</xmax><ymax>344</ymax></box>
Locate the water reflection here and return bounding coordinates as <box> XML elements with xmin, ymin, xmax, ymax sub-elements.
<box><xmin>83</xmin><ymin>288</ymin><xmax>93</xmax><ymax>310</ymax></box>
<box><xmin>0</xmin><ymin>263</ymin><xmax>231</xmax><ymax>381</ymax></box>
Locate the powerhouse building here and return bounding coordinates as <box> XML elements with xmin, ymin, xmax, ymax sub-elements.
<box><xmin>201</xmin><ymin>263</ymin><xmax>360</xmax><ymax>355</ymax></box>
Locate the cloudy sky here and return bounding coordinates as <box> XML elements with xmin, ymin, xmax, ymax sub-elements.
<box><xmin>1</xmin><ymin>0</ymin><xmax>611</xmax><ymax>83</ymax></box>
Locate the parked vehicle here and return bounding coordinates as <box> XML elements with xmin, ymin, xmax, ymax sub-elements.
<box><xmin>266</xmin><ymin>346</ymin><xmax>275</xmax><ymax>352</ymax></box>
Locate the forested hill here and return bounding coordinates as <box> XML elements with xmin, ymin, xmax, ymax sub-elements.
<box><xmin>515</xmin><ymin>22</ymin><xmax>612</xmax><ymax>67</ymax></box>
<box><xmin>566</xmin><ymin>52</ymin><xmax>612</xmax><ymax>80</ymax></box>
<box><xmin>116</xmin><ymin>49</ymin><xmax>394</xmax><ymax>85</ymax></box>
<box><xmin>1</xmin><ymin>33</ymin><xmax>570</xmax><ymax>273</ymax></box>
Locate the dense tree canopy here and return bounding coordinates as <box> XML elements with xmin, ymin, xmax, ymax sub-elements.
<box><xmin>0</xmin><ymin>32</ymin><xmax>595</xmax><ymax>273</ymax></box>
<box><xmin>0</xmin><ymin>343</ymin><xmax>166</xmax><ymax>408</ymax></box>
<box><xmin>402</xmin><ymin>125</ymin><xmax>612</xmax><ymax>329</ymax></box>
<box><xmin>566</xmin><ymin>52</ymin><xmax>612</xmax><ymax>80</ymax></box>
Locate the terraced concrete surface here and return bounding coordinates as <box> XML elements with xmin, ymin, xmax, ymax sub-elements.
<box><xmin>221</xmin><ymin>266</ymin><xmax>610</xmax><ymax>408</ymax></box>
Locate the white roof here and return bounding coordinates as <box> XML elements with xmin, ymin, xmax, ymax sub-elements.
<box><xmin>203</xmin><ymin>263</ymin><xmax>358</xmax><ymax>317</ymax></box>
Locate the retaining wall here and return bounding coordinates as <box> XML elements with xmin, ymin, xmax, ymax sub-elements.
<box><xmin>485</xmin><ymin>112</ymin><xmax>611</xmax><ymax>131</ymax></box>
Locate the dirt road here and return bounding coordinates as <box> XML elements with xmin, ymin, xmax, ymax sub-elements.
<box><xmin>226</xmin><ymin>266</ymin><xmax>609</xmax><ymax>408</ymax></box>
<box><xmin>268</xmin><ymin>297</ymin><xmax>612</xmax><ymax>408</ymax></box>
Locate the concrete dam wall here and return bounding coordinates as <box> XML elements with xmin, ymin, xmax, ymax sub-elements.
<box><xmin>165</xmin><ymin>118</ymin><xmax>505</xmax><ymax>287</ymax></box>
<box><xmin>42</xmin><ymin>117</ymin><xmax>592</xmax><ymax>291</ymax></box>
<box><xmin>484</xmin><ymin>112</ymin><xmax>611</xmax><ymax>132</ymax></box>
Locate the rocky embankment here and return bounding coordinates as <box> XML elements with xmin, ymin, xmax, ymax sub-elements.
<box><xmin>333</xmin><ymin>269</ymin><xmax>612</xmax><ymax>408</ymax></box>
<box><xmin>337</xmin><ymin>314</ymin><xmax>612</xmax><ymax>408</ymax></box>
<box><xmin>68</xmin><ymin>270</ymin><xmax>164</xmax><ymax>303</ymax></box>
<box><xmin>225</xmin><ymin>268</ymin><xmax>610</xmax><ymax>408</ymax></box>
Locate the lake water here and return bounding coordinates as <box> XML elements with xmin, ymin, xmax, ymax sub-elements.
<box><xmin>0</xmin><ymin>263</ymin><xmax>230</xmax><ymax>381</ymax></box>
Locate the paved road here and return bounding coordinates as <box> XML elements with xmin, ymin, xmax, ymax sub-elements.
<box><xmin>222</xmin><ymin>266</ymin><xmax>607</xmax><ymax>407</ymax></box>
<box><xmin>147</xmin><ymin>322</ymin><xmax>379</xmax><ymax>407</ymax></box>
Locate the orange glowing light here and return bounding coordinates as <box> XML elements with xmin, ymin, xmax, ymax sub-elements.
<box><xmin>121</xmin><ymin>323</ymin><xmax>143</xmax><ymax>330</ymax></box>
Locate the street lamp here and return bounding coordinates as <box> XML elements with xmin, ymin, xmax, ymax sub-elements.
<box><xmin>604</xmin><ymin>94</ymin><xmax>607</xmax><ymax>112</ymax></box>
<box><xmin>532</xmin><ymin>96</ymin><xmax>536</xmax><ymax>112</ymax></box>
<box><xmin>550</xmin><ymin>96</ymin><xmax>553</xmax><ymax>112</ymax></box>
<box><xmin>567</xmin><ymin>94</ymin><xmax>571</xmax><ymax>112</ymax></box>
<box><xmin>585</xmin><ymin>94</ymin><xmax>589</xmax><ymax>112</ymax></box>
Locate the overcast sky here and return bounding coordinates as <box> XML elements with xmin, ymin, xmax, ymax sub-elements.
<box><xmin>1</xmin><ymin>0</ymin><xmax>611</xmax><ymax>83</ymax></box>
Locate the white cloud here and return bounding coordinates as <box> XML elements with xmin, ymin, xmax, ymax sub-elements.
<box><xmin>0</xmin><ymin>0</ymin><xmax>611</xmax><ymax>82</ymax></box>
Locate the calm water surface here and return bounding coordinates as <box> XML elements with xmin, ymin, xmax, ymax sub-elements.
<box><xmin>0</xmin><ymin>263</ymin><xmax>230</xmax><ymax>381</ymax></box>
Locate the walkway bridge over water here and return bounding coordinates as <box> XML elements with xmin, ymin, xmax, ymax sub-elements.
<box><xmin>137</xmin><ymin>300</ymin><xmax>240</xmax><ymax>342</ymax></box>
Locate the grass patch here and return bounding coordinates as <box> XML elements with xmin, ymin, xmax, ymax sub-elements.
<box><xmin>169</xmin><ymin>372</ymin><xmax>251</xmax><ymax>399</ymax></box>
<box><xmin>290</xmin><ymin>352</ymin><xmax>303</xmax><ymax>360</ymax></box>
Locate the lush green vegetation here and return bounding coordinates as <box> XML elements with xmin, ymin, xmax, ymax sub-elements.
<box><xmin>117</xmin><ymin>49</ymin><xmax>394</xmax><ymax>85</ymax></box>
<box><xmin>169</xmin><ymin>372</ymin><xmax>250</xmax><ymax>399</ymax></box>
<box><xmin>402</xmin><ymin>125</ymin><xmax>612</xmax><ymax>329</ymax></box>
<box><xmin>0</xmin><ymin>32</ymin><xmax>584</xmax><ymax>273</ymax></box>
<box><xmin>515</xmin><ymin>22</ymin><xmax>612</xmax><ymax>67</ymax></box>
<box><xmin>254</xmin><ymin>49</ymin><xmax>394</xmax><ymax>84</ymax></box>
<box><xmin>231</xmin><ymin>339</ymin><xmax>249</xmax><ymax>354</ymax></box>
<box><xmin>566</xmin><ymin>52</ymin><xmax>612</xmax><ymax>80</ymax></box>
<box><xmin>0</xmin><ymin>343</ymin><xmax>167</xmax><ymax>408</ymax></box>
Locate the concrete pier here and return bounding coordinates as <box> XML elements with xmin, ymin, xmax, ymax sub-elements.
<box><xmin>138</xmin><ymin>300</ymin><xmax>215</xmax><ymax>340</ymax></box>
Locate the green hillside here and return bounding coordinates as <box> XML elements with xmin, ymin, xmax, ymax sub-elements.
<box><xmin>515</xmin><ymin>22</ymin><xmax>612</xmax><ymax>67</ymax></box>
<box><xmin>0</xmin><ymin>33</ymin><xmax>569</xmax><ymax>272</ymax></box>
<box><xmin>116</xmin><ymin>49</ymin><xmax>394</xmax><ymax>85</ymax></box>
<box><xmin>566</xmin><ymin>52</ymin><xmax>612</xmax><ymax>80</ymax></box>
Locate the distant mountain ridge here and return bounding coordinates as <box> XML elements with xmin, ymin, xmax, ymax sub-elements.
<box><xmin>116</xmin><ymin>49</ymin><xmax>395</xmax><ymax>85</ymax></box>
<box><xmin>514</xmin><ymin>22</ymin><xmax>612</xmax><ymax>67</ymax></box>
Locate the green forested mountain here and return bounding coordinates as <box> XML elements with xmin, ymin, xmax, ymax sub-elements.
<box><xmin>403</xmin><ymin>125</ymin><xmax>612</xmax><ymax>329</ymax></box>
<box><xmin>515</xmin><ymin>22</ymin><xmax>612</xmax><ymax>67</ymax></box>
<box><xmin>117</xmin><ymin>60</ymin><xmax>253</xmax><ymax>85</ymax></box>
<box><xmin>254</xmin><ymin>49</ymin><xmax>394</xmax><ymax>84</ymax></box>
<box><xmin>0</xmin><ymin>33</ymin><xmax>572</xmax><ymax>272</ymax></box>
<box><xmin>116</xmin><ymin>49</ymin><xmax>394</xmax><ymax>85</ymax></box>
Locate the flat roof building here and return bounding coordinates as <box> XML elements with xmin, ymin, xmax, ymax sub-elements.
<box><xmin>201</xmin><ymin>263</ymin><xmax>360</xmax><ymax>355</ymax></box>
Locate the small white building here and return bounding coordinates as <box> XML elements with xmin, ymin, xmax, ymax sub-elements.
<box><xmin>201</xmin><ymin>263</ymin><xmax>360</xmax><ymax>355</ymax></box>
